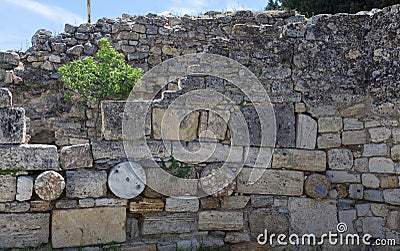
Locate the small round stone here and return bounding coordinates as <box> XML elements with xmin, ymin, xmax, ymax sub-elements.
<box><xmin>304</xmin><ymin>174</ymin><xmax>331</xmax><ymax>199</ymax></box>
<box><xmin>34</xmin><ymin>171</ymin><xmax>65</xmax><ymax>201</ymax></box>
<box><xmin>108</xmin><ymin>162</ymin><xmax>146</xmax><ymax>199</ymax></box>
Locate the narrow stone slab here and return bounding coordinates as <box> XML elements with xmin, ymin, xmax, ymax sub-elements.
<box><xmin>0</xmin><ymin>144</ymin><xmax>59</xmax><ymax>170</ymax></box>
<box><xmin>60</xmin><ymin>143</ymin><xmax>93</xmax><ymax>169</ymax></box>
<box><xmin>165</xmin><ymin>196</ymin><xmax>199</xmax><ymax>212</ymax></box>
<box><xmin>198</xmin><ymin>211</ymin><xmax>243</xmax><ymax>230</ymax></box>
<box><xmin>369</xmin><ymin>157</ymin><xmax>395</xmax><ymax>173</ymax></box>
<box><xmin>141</xmin><ymin>213</ymin><xmax>196</xmax><ymax>235</ymax></box>
<box><xmin>129</xmin><ymin>198</ymin><xmax>164</xmax><ymax>214</ymax></box>
<box><xmin>0</xmin><ymin>107</ymin><xmax>26</xmax><ymax>144</ymax></box>
<box><xmin>0</xmin><ymin>88</ymin><xmax>12</xmax><ymax>108</ymax></box>
<box><xmin>383</xmin><ymin>189</ymin><xmax>400</xmax><ymax>205</ymax></box>
<box><xmin>0</xmin><ymin>174</ymin><xmax>16</xmax><ymax>202</ymax></box>
<box><xmin>66</xmin><ymin>170</ymin><xmax>107</xmax><ymax>198</ymax></box>
<box><xmin>272</xmin><ymin>149</ymin><xmax>326</xmax><ymax>171</ymax></box>
<box><xmin>16</xmin><ymin>176</ymin><xmax>33</xmax><ymax>201</ymax></box>
<box><xmin>52</xmin><ymin>207</ymin><xmax>126</xmax><ymax>248</ymax></box>
<box><xmin>91</xmin><ymin>140</ymin><xmax>125</xmax><ymax>160</ymax></box>
<box><xmin>296</xmin><ymin>114</ymin><xmax>317</xmax><ymax>149</ymax></box>
<box><xmin>0</xmin><ymin>213</ymin><xmax>50</xmax><ymax>248</ymax></box>
<box><xmin>221</xmin><ymin>196</ymin><xmax>250</xmax><ymax>209</ymax></box>
<box><xmin>236</xmin><ymin>169</ymin><xmax>304</xmax><ymax>196</ymax></box>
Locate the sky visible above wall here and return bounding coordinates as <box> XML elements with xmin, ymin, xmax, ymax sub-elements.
<box><xmin>0</xmin><ymin>0</ymin><xmax>266</xmax><ymax>51</ymax></box>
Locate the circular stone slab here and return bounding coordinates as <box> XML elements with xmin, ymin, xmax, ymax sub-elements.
<box><xmin>34</xmin><ymin>171</ymin><xmax>65</xmax><ymax>201</ymax></box>
<box><xmin>304</xmin><ymin>174</ymin><xmax>331</xmax><ymax>199</ymax></box>
<box><xmin>108</xmin><ymin>162</ymin><xmax>146</xmax><ymax>199</ymax></box>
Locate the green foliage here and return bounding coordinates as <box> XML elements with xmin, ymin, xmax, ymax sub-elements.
<box><xmin>169</xmin><ymin>156</ymin><xmax>191</xmax><ymax>179</ymax></box>
<box><xmin>58</xmin><ymin>38</ymin><xmax>142</xmax><ymax>104</ymax></box>
<box><xmin>281</xmin><ymin>0</ymin><xmax>399</xmax><ymax>17</ymax></box>
<box><xmin>265</xmin><ymin>0</ymin><xmax>282</xmax><ymax>11</ymax></box>
<box><xmin>0</xmin><ymin>169</ymin><xmax>20</xmax><ymax>177</ymax></box>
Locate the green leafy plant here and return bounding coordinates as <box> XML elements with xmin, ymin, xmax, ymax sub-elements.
<box><xmin>168</xmin><ymin>156</ymin><xmax>191</xmax><ymax>179</ymax></box>
<box><xmin>58</xmin><ymin>38</ymin><xmax>142</xmax><ymax>138</ymax></box>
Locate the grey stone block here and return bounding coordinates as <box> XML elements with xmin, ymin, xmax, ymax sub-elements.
<box><xmin>66</xmin><ymin>170</ymin><xmax>107</xmax><ymax>198</ymax></box>
<box><xmin>0</xmin><ymin>107</ymin><xmax>26</xmax><ymax>144</ymax></box>
<box><xmin>0</xmin><ymin>88</ymin><xmax>12</xmax><ymax>108</ymax></box>
<box><xmin>275</xmin><ymin>104</ymin><xmax>295</xmax><ymax>147</ymax></box>
<box><xmin>60</xmin><ymin>143</ymin><xmax>93</xmax><ymax>169</ymax></box>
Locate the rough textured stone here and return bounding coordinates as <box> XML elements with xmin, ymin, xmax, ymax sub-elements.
<box><xmin>200</xmin><ymin>197</ymin><xmax>220</xmax><ymax>209</ymax></box>
<box><xmin>34</xmin><ymin>171</ymin><xmax>65</xmax><ymax>201</ymax></box>
<box><xmin>272</xmin><ymin>149</ymin><xmax>326</xmax><ymax>171</ymax></box>
<box><xmin>0</xmin><ymin>145</ymin><xmax>59</xmax><ymax>170</ymax></box>
<box><xmin>29</xmin><ymin>200</ymin><xmax>53</xmax><ymax>212</ymax></box>
<box><xmin>198</xmin><ymin>211</ymin><xmax>243</xmax><ymax>230</ymax></box>
<box><xmin>362</xmin><ymin>217</ymin><xmax>385</xmax><ymax>238</ymax></box>
<box><xmin>129</xmin><ymin>198</ymin><xmax>164</xmax><ymax>214</ymax></box>
<box><xmin>364</xmin><ymin>190</ymin><xmax>384</xmax><ymax>202</ymax></box>
<box><xmin>304</xmin><ymin>174</ymin><xmax>330</xmax><ymax>199</ymax></box>
<box><xmin>0</xmin><ymin>88</ymin><xmax>12</xmax><ymax>108</ymax></box>
<box><xmin>66</xmin><ymin>170</ymin><xmax>107</xmax><ymax>198</ymax></box>
<box><xmin>165</xmin><ymin>196</ymin><xmax>199</xmax><ymax>212</ymax></box>
<box><xmin>52</xmin><ymin>207</ymin><xmax>126</xmax><ymax>248</ymax></box>
<box><xmin>391</xmin><ymin>145</ymin><xmax>400</xmax><ymax>161</ymax></box>
<box><xmin>343</xmin><ymin>118</ymin><xmax>363</xmax><ymax>130</ymax></box>
<box><xmin>369</xmin><ymin>157</ymin><xmax>395</xmax><ymax>173</ymax></box>
<box><xmin>383</xmin><ymin>189</ymin><xmax>400</xmax><ymax>205</ymax></box>
<box><xmin>387</xmin><ymin>211</ymin><xmax>400</xmax><ymax>231</ymax></box>
<box><xmin>317</xmin><ymin>133</ymin><xmax>341</xmax><ymax>148</ymax></box>
<box><xmin>95</xmin><ymin>198</ymin><xmax>127</xmax><ymax>207</ymax></box>
<box><xmin>0</xmin><ymin>174</ymin><xmax>16</xmax><ymax>202</ymax></box>
<box><xmin>380</xmin><ymin>176</ymin><xmax>399</xmax><ymax>188</ymax></box>
<box><xmin>0</xmin><ymin>213</ymin><xmax>49</xmax><ymax>248</ymax></box>
<box><xmin>91</xmin><ymin>140</ymin><xmax>125</xmax><ymax>160</ymax></box>
<box><xmin>289</xmin><ymin>198</ymin><xmax>337</xmax><ymax>236</ymax></box>
<box><xmin>296</xmin><ymin>114</ymin><xmax>317</xmax><ymax>149</ymax></box>
<box><xmin>338</xmin><ymin>209</ymin><xmax>357</xmax><ymax>234</ymax></box>
<box><xmin>393</xmin><ymin>128</ymin><xmax>400</xmax><ymax>143</ymax></box>
<box><xmin>363</xmin><ymin>144</ymin><xmax>388</xmax><ymax>157</ymax></box>
<box><xmin>236</xmin><ymin>169</ymin><xmax>304</xmax><ymax>196</ymax></box>
<box><xmin>342</xmin><ymin>130</ymin><xmax>367</xmax><ymax>145</ymax></box>
<box><xmin>318</xmin><ymin>117</ymin><xmax>343</xmax><ymax>133</ymax></box>
<box><xmin>60</xmin><ymin>143</ymin><xmax>93</xmax><ymax>169</ymax></box>
<box><xmin>362</xmin><ymin>173</ymin><xmax>380</xmax><ymax>188</ymax></box>
<box><xmin>16</xmin><ymin>176</ymin><xmax>33</xmax><ymax>201</ymax></box>
<box><xmin>141</xmin><ymin>213</ymin><xmax>196</xmax><ymax>235</ymax></box>
<box><xmin>249</xmin><ymin>209</ymin><xmax>289</xmax><ymax>238</ymax></box>
<box><xmin>220</xmin><ymin>196</ymin><xmax>250</xmax><ymax>209</ymax></box>
<box><xmin>274</xmin><ymin>104</ymin><xmax>295</xmax><ymax>147</ymax></box>
<box><xmin>0</xmin><ymin>108</ymin><xmax>26</xmax><ymax>144</ymax></box>
<box><xmin>328</xmin><ymin>149</ymin><xmax>353</xmax><ymax>170</ymax></box>
<box><xmin>0</xmin><ymin>201</ymin><xmax>30</xmax><ymax>212</ymax></box>
<box><xmin>326</xmin><ymin>171</ymin><xmax>360</xmax><ymax>183</ymax></box>
<box><xmin>224</xmin><ymin>232</ymin><xmax>251</xmax><ymax>244</ymax></box>
<box><xmin>369</xmin><ymin>127</ymin><xmax>391</xmax><ymax>143</ymax></box>
<box><xmin>0</xmin><ymin>52</ymin><xmax>20</xmax><ymax>69</ymax></box>
<box><xmin>348</xmin><ymin>184</ymin><xmax>364</xmax><ymax>199</ymax></box>
<box><xmin>250</xmin><ymin>195</ymin><xmax>274</xmax><ymax>208</ymax></box>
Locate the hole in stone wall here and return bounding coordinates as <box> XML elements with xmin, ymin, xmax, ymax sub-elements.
<box><xmin>30</xmin><ymin>130</ymin><xmax>56</xmax><ymax>144</ymax></box>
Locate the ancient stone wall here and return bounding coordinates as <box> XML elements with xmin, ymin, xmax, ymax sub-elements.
<box><xmin>0</xmin><ymin>4</ymin><xmax>399</xmax><ymax>249</ymax></box>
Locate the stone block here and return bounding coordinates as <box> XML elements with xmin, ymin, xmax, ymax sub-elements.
<box><xmin>198</xmin><ymin>211</ymin><xmax>243</xmax><ymax>230</ymax></box>
<box><xmin>0</xmin><ymin>88</ymin><xmax>12</xmax><ymax>108</ymax></box>
<box><xmin>66</xmin><ymin>170</ymin><xmax>107</xmax><ymax>198</ymax></box>
<box><xmin>0</xmin><ymin>201</ymin><xmax>30</xmax><ymax>212</ymax></box>
<box><xmin>0</xmin><ymin>213</ymin><xmax>49</xmax><ymax>248</ymax></box>
<box><xmin>200</xmin><ymin>197</ymin><xmax>220</xmax><ymax>209</ymax></box>
<box><xmin>60</xmin><ymin>143</ymin><xmax>93</xmax><ymax>169</ymax></box>
<box><xmin>383</xmin><ymin>189</ymin><xmax>400</xmax><ymax>205</ymax></box>
<box><xmin>0</xmin><ymin>107</ymin><xmax>26</xmax><ymax>144</ymax></box>
<box><xmin>224</xmin><ymin>232</ymin><xmax>250</xmax><ymax>244</ymax></box>
<box><xmin>95</xmin><ymin>198</ymin><xmax>127</xmax><ymax>207</ymax></box>
<box><xmin>318</xmin><ymin>117</ymin><xmax>343</xmax><ymax>133</ymax></box>
<box><xmin>236</xmin><ymin>169</ymin><xmax>303</xmax><ymax>196</ymax></box>
<box><xmin>0</xmin><ymin>51</ymin><xmax>20</xmax><ymax>69</ymax></box>
<box><xmin>199</xmin><ymin>111</ymin><xmax>229</xmax><ymax>140</ymax></box>
<box><xmin>274</xmin><ymin>104</ymin><xmax>295</xmax><ymax>147</ymax></box>
<box><xmin>369</xmin><ymin>157</ymin><xmax>395</xmax><ymax>173</ymax></box>
<box><xmin>380</xmin><ymin>176</ymin><xmax>399</xmax><ymax>188</ymax></box>
<box><xmin>52</xmin><ymin>207</ymin><xmax>126</xmax><ymax>248</ymax></box>
<box><xmin>272</xmin><ymin>148</ymin><xmax>326</xmax><ymax>171</ymax></box>
<box><xmin>369</xmin><ymin>127</ymin><xmax>391</xmax><ymax>143</ymax></box>
<box><xmin>354</xmin><ymin>158</ymin><xmax>369</xmax><ymax>172</ymax></box>
<box><xmin>0</xmin><ymin>174</ymin><xmax>16</xmax><ymax>202</ymax></box>
<box><xmin>79</xmin><ymin>198</ymin><xmax>95</xmax><ymax>208</ymax></box>
<box><xmin>348</xmin><ymin>184</ymin><xmax>363</xmax><ymax>199</ymax></box>
<box><xmin>317</xmin><ymin>133</ymin><xmax>341</xmax><ymax>148</ymax></box>
<box><xmin>362</xmin><ymin>217</ymin><xmax>385</xmax><ymax>238</ymax></box>
<box><xmin>220</xmin><ymin>196</ymin><xmax>250</xmax><ymax>209</ymax></box>
<box><xmin>55</xmin><ymin>200</ymin><xmax>78</xmax><ymax>209</ymax></box>
<box><xmin>326</xmin><ymin>171</ymin><xmax>360</xmax><ymax>183</ymax></box>
<box><xmin>289</xmin><ymin>198</ymin><xmax>337</xmax><ymax>236</ymax></box>
<box><xmin>141</xmin><ymin>213</ymin><xmax>196</xmax><ymax>235</ymax></box>
<box><xmin>29</xmin><ymin>200</ymin><xmax>53</xmax><ymax>212</ymax></box>
<box><xmin>370</xmin><ymin>204</ymin><xmax>389</xmax><ymax>217</ymax></box>
<box><xmin>129</xmin><ymin>198</ymin><xmax>164</xmax><ymax>214</ymax></box>
<box><xmin>91</xmin><ymin>140</ymin><xmax>125</xmax><ymax>160</ymax></box>
<box><xmin>296</xmin><ymin>114</ymin><xmax>317</xmax><ymax>149</ymax></box>
<box><xmin>338</xmin><ymin>209</ymin><xmax>357</xmax><ymax>234</ymax></box>
<box><xmin>249</xmin><ymin>209</ymin><xmax>289</xmax><ymax>238</ymax></box>
<box><xmin>363</xmin><ymin>190</ymin><xmax>384</xmax><ymax>202</ymax></box>
<box><xmin>343</xmin><ymin>118</ymin><xmax>363</xmax><ymax>130</ymax></box>
<box><xmin>387</xmin><ymin>211</ymin><xmax>400</xmax><ymax>231</ymax></box>
<box><xmin>165</xmin><ymin>196</ymin><xmax>199</xmax><ymax>212</ymax></box>
<box><xmin>363</xmin><ymin>144</ymin><xmax>388</xmax><ymax>157</ymax></box>
<box><xmin>250</xmin><ymin>195</ymin><xmax>274</xmax><ymax>208</ymax></box>
<box><xmin>391</xmin><ymin>145</ymin><xmax>400</xmax><ymax>161</ymax></box>
<box><xmin>244</xmin><ymin>147</ymin><xmax>273</xmax><ymax>168</ymax></box>
<box><xmin>342</xmin><ymin>130</ymin><xmax>367</xmax><ymax>145</ymax></box>
<box><xmin>0</xmin><ymin>144</ymin><xmax>59</xmax><ymax>170</ymax></box>
<box><xmin>328</xmin><ymin>149</ymin><xmax>353</xmax><ymax>170</ymax></box>
<box><xmin>393</xmin><ymin>128</ymin><xmax>400</xmax><ymax>143</ymax></box>
<box><xmin>16</xmin><ymin>176</ymin><xmax>33</xmax><ymax>201</ymax></box>
<box><xmin>355</xmin><ymin>204</ymin><xmax>371</xmax><ymax>217</ymax></box>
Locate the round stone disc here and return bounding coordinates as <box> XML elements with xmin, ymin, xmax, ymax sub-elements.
<box><xmin>34</xmin><ymin>171</ymin><xmax>65</xmax><ymax>201</ymax></box>
<box><xmin>304</xmin><ymin>174</ymin><xmax>331</xmax><ymax>199</ymax></box>
<box><xmin>108</xmin><ymin>161</ymin><xmax>146</xmax><ymax>199</ymax></box>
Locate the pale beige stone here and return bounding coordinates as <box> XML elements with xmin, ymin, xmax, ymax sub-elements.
<box><xmin>317</xmin><ymin>133</ymin><xmax>341</xmax><ymax>148</ymax></box>
<box><xmin>318</xmin><ymin>117</ymin><xmax>343</xmax><ymax>133</ymax></box>
<box><xmin>141</xmin><ymin>213</ymin><xmax>196</xmax><ymax>235</ymax></box>
<box><xmin>165</xmin><ymin>196</ymin><xmax>199</xmax><ymax>212</ymax></box>
<box><xmin>369</xmin><ymin>127</ymin><xmax>391</xmax><ymax>143</ymax></box>
<box><xmin>129</xmin><ymin>198</ymin><xmax>164</xmax><ymax>214</ymax></box>
<box><xmin>342</xmin><ymin>130</ymin><xmax>367</xmax><ymax>145</ymax></box>
<box><xmin>0</xmin><ymin>175</ymin><xmax>16</xmax><ymax>202</ymax></box>
<box><xmin>272</xmin><ymin>148</ymin><xmax>326</xmax><ymax>171</ymax></box>
<box><xmin>296</xmin><ymin>114</ymin><xmax>317</xmax><ymax>149</ymax></box>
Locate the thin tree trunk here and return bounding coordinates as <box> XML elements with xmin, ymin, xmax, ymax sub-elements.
<box><xmin>87</xmin><ymin>0</ymin><xmax>91</xmax><ymax>23</ymax></box>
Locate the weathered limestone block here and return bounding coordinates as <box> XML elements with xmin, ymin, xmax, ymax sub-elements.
<box><xmin>34</xmin><ymin>171</ymin><xmax>65</xmax><ymax>201</ymax></box>
<box><xmin>224</xmin><ymin>232</ymin><xmax>251</xmax><ymax>244</ymax></box>
<box><xmin>0</xmin><ymin>145</ymin><xmax>59</xmax><ymax>170</ymax></box>
<box><xmin>0</xmin><ymin>51</ymin><xmax>20</xmax><ymax>69</ymax></box>
<box><xmin>250</xmin><ymin>195</ymin><xmax>274</xmax><ymax>208</ymax></box>
<box><xmin>318</xmin><ymin>117</ymin><xmax>343</xmax><ymax>133</ymax></box>
<box><xmin>0</xmin><ymin>213</ymin><xmax>49</xmax><ymax>248</ymax></box>
<box><xmin>29</xmin><ymin>200</ymin><xmax>53</xmax><ymax>212</ymax></box>
<box><xmin>342</xmin><ymin>130</ymin><xmax>367</xmax><ymax>145</ymax></box>
<box><xmin>369</xmin><ymin>157</ymin><xmax>395</xmax><ymax>173</ymax></box>
<box><xmin>304</xmin><ymin>174</ymin><xmax>330</xmax><ymax>199</ymax></box>
<box><xmin>348</xmin><ymin>184</ymin><xmax>364</xmax><ymax>199</ymax></box>
<box><xmin>91</xmin><ymin>140</ymin><xmax>125</xmax><ymax>160</ymax></box>
<box><xmin>343</xmin><ymin>118</ymin><xmax>363</xmax><ymax>130</ymax></box>
<box><xmin>362</xmin><ymin>174</ymin><xmax>380</xmax><ymax>188</ymax></box>
<box><xmin>236</xmin><ymin>169</ymin><xmax>304</xmax><ymax>196</ymax></box>
<box><xmin>129</xmin><ymin>198</ymin><xmax>164</xmax><ymax>214</ymax></box>
<box><xmin>0</xmin><ymin>107</ymin><xmax>26</xmax><ymax>144</ymax></box>
<box><xmin>363</xmin><ymin>144</ymin><xmax>388</xmax><ymax>157</ymax></box>
<box><xmin>383</xmin><ymin>189</ymin><xmax>400</xmax><ymax>205</ymax></box>
<box><xmin>16</xmin><ymin>176</ymin><xmax>33</xmax><ymax>201</ymax></box>
<box><xmin>52</xmin><ymin>207</ymin><xmax>126</xmax><ymax>248</ymax></box>
<box><xmin>220</xmin><ymin>196</ymin><xmax>250</xmax><ymax>209</ymax></box>
<box><xmin>289</xmin><ymin>198</ymin><xmax>337</xmax><ymax>236</ymax></box>
<box><xmin>369</xmin><ymin>127</ymin><xmax>391</xmax><ymax>143</ymax></box>
<box><xmin>296</xmin><ymin>114</ymin><xmax>317</xmax><ymax>149</ymax></box>
<box><xmin>0</xmin><ymin>88</ymin><xmax>12</xmax><ymax>108</ymax></box>
<box><xmin>165</xmin><ymin>196</ymin><xmax>199</xmax><ymax>212</ymax></box>
<box><xmin>272</xmin><ymin>148</ymin><xmax>326</xmax><ymax>171</ymax></box>
<box><xmin>380</xmin><ymin>176</ymin><xmax>399</xmax><ymax>188</ymax></box>
<box><xmin>199</xmin><ymin>110</ymin><xmax>229</xmax><ymax>141</ymax></box>
<box><xmin>141</xmin><ymin>213</ymin><xmax>196</xmax><ymax>235</ymax></box>
<box><xmin>393</xmin><ymin>128</ymin><xmax>400</xmax><ymax>143</ymax></box>
<box><xmin>198</xmin><ymin>211</ymin><xmax>243</xmax><ymax>230</ymax></box>
<box><xmin>326</xmin><ymin>171</ymin><xmax>360</xmax><ymax>183</ymax></box>
<box><xmin>249</xmin><ymin>209</ymin><xmax>289</xmax><ymax>238</ymax></box>
<box><xmin>328</xmin><ymin>149</ymin><xmax>353</xmax><ymax>170</ymax></box>
<box><xmin>364</xmin><ymin>190</ymin><xmax>384</xmax><ymax>202</ymax></box>
<box><xmin>66</xmin><ymin>170</ymin><xmax>107</xmax><ymax>198</ymax></box>
<box><xmin>391</xmin><ymin>145</ymin><xmax>400</xmax><ymax>161</ymax></box>
<box><xmin>387</xmin><ymin>211</ymin><xmax>400</xmax><ymax>231</ymax></box>
<box><xmin>95</xmin><ymin>198</ymin><xmax>127</xmax><ymax>207</ymax></box>
<box><xmin>317</xmin><ymin>133</ymin><xmax>341</xmax><ymax>148</ymax></box>
<box><xmin>200</xmin><ymin>197</ymin><xmax>220</xmax><ymax>209</ymax></box>
<box><xmin>338</xmin><ymin>209</ymin><xmax>357</xmax><ymax>234</ymax></box>
<box><xmin>79</xmin><ymin>198</ymin><xmax>95</xmax><ymax>208</ymax></box>
<box><xmin>0</xmin><ymin>201</ymin><xmax>30</xmax><ymax>212</ymax></box>
<box><xmin>60</xmin><ymin>143</ymin><xmax>93</xmax><ymax>169</ymax></box>
<box><xmin>274</xmin><ymin>104</ymin><xmax>295</xmax><ymax>147</ymax></box>
<box><xmin>0</xmin><ymin>174</ymin><xmax>16</xmax><ymax>202</ymax></box>
<box><xmin>55</xmin><ymin>200</ymin><xmax>78</xmax><ymax>209</ymax></box>
<box><xmin>362</xmin><ymin>217</ymin><xmax>385</xmax><ymax>238</ymax></box>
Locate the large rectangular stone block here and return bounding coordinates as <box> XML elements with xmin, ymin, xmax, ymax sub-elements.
<box><xmin>91</xmin><ymin>140</ymin><xmax>125</xmax><ymax>160</ymax></box>
<box><xmin>165</xmin><ymin>196</ymin><xmax>199</xmax><ymax>212</ymax></box>
<box><xmin>141</xmin><ymin>213</ymin><xmax>197</xmax><ymax>235</ymax></box>
<box><xmin>296</xmin><ymin>114</ymin><xmax>317</xmax><ymax>149</ymax></box>
<box><xmin>66</xmin><ymin>170</ymin><xmax>107</xmax><ymax>198</ymax></box>
<box><xmin>60</xmin><ymin>143</ymin><xmax>93</xmax><ymax>170</ymax></box>
<box><xmin>236</xmin><ymin>169</ymin><xmax>304</xmax><ymax>196</ymax></box>
<box><xmin>199</xmin><ymin>211</ymin><xmax>243</xmax><ymax>231</ymax></box>
<box><xmin>0</xmin><ymin>213</ymin><xmax>50</xmax><ymax>248</ymax></box>
<box><xmin>272</xmin><ymin>149</ymin><xmax>326</xmax><ymax>171</ymax></box>
<box><xmin>52</xmin><ymin>207</ymin><xmax>126</xmax><ymax>248</ymax></box>
<box><xmin>0</xmin><ymin>174</ymin><xmax>16</xmax><ymax>202</ymax></box>
<box><xmin>0</xmin><ymin>107</ymin><xmax>26</xmax><ymax>144</ymax></box>
<box><xmin>0</xmin><ymin>144</ymin><xmax>59</xmax><ymax>170</ymax></box>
